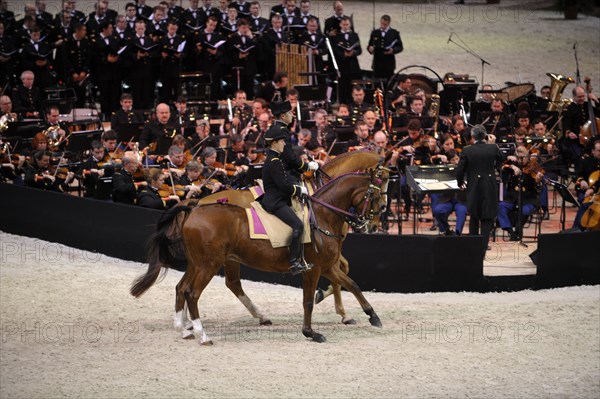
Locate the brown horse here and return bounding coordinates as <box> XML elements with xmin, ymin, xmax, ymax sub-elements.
<box><xmin>176</xmin><ymin>150</ymin><xmax>388</xmax><ymax>326</ymax></box>
<box><xmin>131</xmin><ymin>168</ymin><xmax>388</xmax><ymax>343</ymax></box>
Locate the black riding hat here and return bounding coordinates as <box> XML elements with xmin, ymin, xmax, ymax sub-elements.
<box><xmin>265</xmin><ymin>125</ymin><xmax>287</xmax><ymax>141</ymax></box>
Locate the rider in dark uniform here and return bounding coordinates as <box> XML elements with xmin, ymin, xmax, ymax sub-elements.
<box><xmin>260</xmin><ymin>101</ymin><xmax>318</xmax><ymax>275</ymax></box>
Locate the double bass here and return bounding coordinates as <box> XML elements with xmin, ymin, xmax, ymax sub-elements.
<box><xmin>579</xmin><ymin>77</ymin><xmax>600</xmax><ymax>146</ymax></box>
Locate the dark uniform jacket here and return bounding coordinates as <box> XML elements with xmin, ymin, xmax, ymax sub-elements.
<box><xmin>260</xmin><ymin>148</ymin><xmax>301</xmax><ymax>212</ymax></box>
<box><xmin>368</xmin><ymin>26</ymin><xmax>403</xmax><ymax>79</ymax></box>
<box><xmin>110</xmin><ymin>108</ymin><xmax>144</xmax><ymax>131</ymax></box>
<box><xmin>456</xmin><ymin>141</ymin><xmax>504</xmax><ymax>219</ymax></box>
<box><xmin>12</xmin><ymin>85</ymin><xmax>41</xmax><ymax>117</ymax></box>
<box><xmin>112</xmin><ymin>169</ymin><xmax>137</xmax><ymax>204</ymax></box>
<box><xmin>24</xmin><ymin>164</ymin><xmax>57</xmax><ymax>191</ymax></box>
<box><xmin>137</xmin><ymin>185</ymin><xmax>176</xmax><ymax>209</ymax></box>
<box><xmin>139</xmin><ymin>121</ymin><xmax>176</xmax><ymax>152</ymax></box>
<box><xmin>501</xmin><ymin>162</ymin><xmax>541</xmax><ymax>206</ymax></box>
<box><xmin>267</xmin><ymin>120</ymin><xmax>309</xmax><ymax>183</ymax></box>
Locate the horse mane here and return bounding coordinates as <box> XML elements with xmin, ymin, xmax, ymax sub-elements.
<box><xmin>312</xmin><ymin>171</ymin><xmax>369</xmax><ymax>196</ymax></box>
<box><xmin>322</xmin><ymin>149</ymin><xmax>380</xmax><ymax>171</ymax></box>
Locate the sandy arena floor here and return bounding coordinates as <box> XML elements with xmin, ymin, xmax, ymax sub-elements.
<box><xmin>1</xmin><ymin>232</ymin><xmax>599</xmax><ymax>398</ymax></box>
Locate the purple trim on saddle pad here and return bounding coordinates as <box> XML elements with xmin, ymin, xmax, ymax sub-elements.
<box><xmin>250</xmin><ymin>208</ymin><xmax>267</xmax><ymax>235</ymax></box>
<box><xmin>216</xmin><ymin>198</ymin><xmax>229</xmax><ymax>204</ymax></box>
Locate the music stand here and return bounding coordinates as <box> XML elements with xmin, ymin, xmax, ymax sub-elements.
<box><xmin>547</xmin><ymin>179</ymin><xmax>580</xmax><ymax>231</ymax></box>
<box><xmin>6</xmin><ymin>121</ymin><xmax>43</xmax><ymax>139</ymax></box>
<box><xmin>66</xmin><ymin>130</ymin><xmax>103</xmax><ymax>153</ymax></box>
<box><xmin>43</xmin><ymin>87</ymin><xmax>77</xmax><ymax>115</ymax></box>
<box><xmin>116</xmin><ymin>122</ymin><xmax>145</xmax><ymax>143</ymax></box>
<box><xmin>153</xmin><ymin>136</ymin><xmax>174</xmax><ymax>155</ymax></box>
<box><xmin>293</xmin><ymin>84</ymin><xmax>328</xmax><ymax>102</ymax></box>
<box><xmin>333</xmin><ymin>126</ymin><xmax>355</xmax><ymax>142</ymax></box>
<box><xmin>330</xmin><ymin>141</ymin><xmax>349</xmax><ymax>155</ymax></box>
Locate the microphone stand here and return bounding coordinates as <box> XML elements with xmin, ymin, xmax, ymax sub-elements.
<box><xmin>573</xmin><ymin>42</ymin><xmax>581</xmax><ymax>85</ymax></box>
<box><xmin>448</xmin><ymin>33</ymin><xmax>490</xmax><ymax>86</ymax></box>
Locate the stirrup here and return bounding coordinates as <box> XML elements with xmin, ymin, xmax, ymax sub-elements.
<box><xmin>289</xmin><ymin>260</ymin><xmax>313</xmax><ymax>275</ymax></box>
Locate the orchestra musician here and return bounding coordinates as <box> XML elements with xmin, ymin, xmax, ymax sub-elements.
<box><xmin>77</xmin><ymin>140</ymin><xmax>113</xmax><ymax>200</ymax></box>
<box><xmin>255</xmin><ymin>71</ymin><xmax>288</xmax><ymax>103</ymax></box>
<box><xmin>572</xmin><ymin>140</ymin><xmax>600</xmax><ymax>230</ymax></box>
<box><xmin>12</xmin><ymin>70</ymin><xmax>41</xmax><ymax>119</ymax></box>
<box><xmin>179</xmin><ymin>160</ymin><xmax>222</xmax><ymax>199</ymax></box>
<box><xmin>388</xmin><ymin>74</ymin><xmax>412</xmax><ymax>113</ymax></box>
<box><xmin>112</xmin><ymin>152</ymin><xmax>143</xmax><ymax>205</ymax></box>
<box><xmin>498</xmin><ymin>146</ymin><xmax>543</xmax><ymax>241</ymax></box>
<box><xmin>310</xmin><ymin>109</ymin><xmax>336</xmax><ymax>152</ymax></box>
<box><xmin>348</xmin><ymin>85</ymin><xmax>373</xmax><ymax>122</ymax></box>
<box><xmin>431</xmin><ymin>150</ymin><xmax>467</xmax><ymax>235</ymax></box>
<box><xmin>243</xmin><ymin>111</ymin><xmax>270</xmax><ymax>148</ymax></box>
<box><xmin>0</xmin><ymin>95</ymin><xmax>19</xmax><ymax>121</ymax></box>
<box><xmin>562</xmin><ymin>86</ymin><xmax>599</xmax><ymax>168</ymax></box>
<box><xmin>24</xmin><ymin>149</ymin><xmax>75</xmax><ymax>191</ymax></box>
<box><xmin>162</xmin><ymin>145</ymin><xmax>187</xmax><ymax>185</ymax></box>
<box><xmin>110</xmin><ymin>93</ymin><xmax>143</xmax><ymax>134</ymax></box>
<box><xmin>137</xmin><ymin>167</ymin><xmax>180</xmax><ymax>209</ymax></box>
<box><xmin>347</xmin><ymin>120</ymin><xmax>372</xmax><ymax>149</ymax></box>
<box><xmin>42</xmin><ymin>106</ymin><xmax>69</xmax><ymax>151</ymax></box>
<box><xmin>171</xmin><ymin>96</ymin><xmax>196</xmax><ymax>136</ymax></box>
<box><xmin>139</xmin><ymin>103</ymin><xmax>175</xmax><ymax>152</ymax></box>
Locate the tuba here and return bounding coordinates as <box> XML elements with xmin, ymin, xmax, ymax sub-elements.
<box><xmin>546</xmin><ymin>73</ymin><xmax>574</xmax><ymax>112</ymax></box>
<box><xmin>0</xmin><ymin>113</ymin><xmax>15</xmax><ymax>133</ymax></box>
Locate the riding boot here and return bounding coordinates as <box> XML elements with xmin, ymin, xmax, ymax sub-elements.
<box><xmin>289</xmin><ymin>228</ymin><xmax>312</xmax><ymax>275</ymax></box>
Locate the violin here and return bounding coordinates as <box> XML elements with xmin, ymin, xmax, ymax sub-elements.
<box><xmin>522</xmin><ymin>157</ymin><xmax>545</xmax><ymax>179</ymax></box>
<box><xmin>213</xmin><ymin>161</ymin><xmax>239</xmax><ymax>177</ymax></box>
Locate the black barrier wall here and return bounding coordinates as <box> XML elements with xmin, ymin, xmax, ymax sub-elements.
<box><xmin>2</xmin><ymin>183</ymin><xmax>597</xmax><ymax>292</ymax></box>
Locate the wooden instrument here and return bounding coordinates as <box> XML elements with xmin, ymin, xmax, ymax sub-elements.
<box><xmin>579</xmin><ymin>77</ymin><xmax>599</xmax><ymax>146</ymax></box>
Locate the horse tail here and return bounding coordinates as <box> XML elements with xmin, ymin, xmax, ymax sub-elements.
<box><xmin>130</xmin><ymin>206</ymin><xmax>193</xmax><ymax>298</ymax></box>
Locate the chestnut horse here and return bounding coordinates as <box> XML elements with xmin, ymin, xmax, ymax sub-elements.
<box><xmin>131</xmin><ymin>168</ymin><xmax>388</xmax><ymax>343</ymax></box>
<box><xmin>177</xmin><ymin>150</ymin><xmax>388</xmax><ymax>325</ymax></box>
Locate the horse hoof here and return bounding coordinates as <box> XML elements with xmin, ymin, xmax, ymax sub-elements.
<box><xmin>200</xmin><ymin>340</ymin><xmax>214</xmax><ymax>346</ymax></box>
<box><xmin>342</xmin><ymin>318</ymin><xmax>357</xmax><ymax>325</ymax></box>
<box><xmin>315</xmin><ymin>289</ymin><xmax>325</xmax><ymax>304</ymax></box>
<box><xmin>369</xmin><ymin>315</ymin><xmax>383</xmax><ymax>328</ymax></box>
<box><xmin>312</xmin><ymin>333</ymin><xmax>327</xmax><ymax>343</ymax></box>
<box><xmin>260</xmin><ymin>319</ymin><xmax>272</xmax><ymax>326</ymax></box>
<box><xmin>181</xmin><ymin>329</ymin><xmax>194</xmax><ymax>339</ymax></box>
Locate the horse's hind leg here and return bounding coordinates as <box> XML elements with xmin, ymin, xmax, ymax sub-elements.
<box><xmin>175</xmin><ymin>276</ymin><xmax>194</xmax><ymax>339</ymax></box>
<box><xmin>322</xmin><ymin>267</ymin><xmax>382</xmax><ymax>328</ymax></box>
<box><xmin>224</xmin><ymin>261</ymin><xmax>272</xmax><ymax>325</ymax></box>
<box><xmin>184</xmin><ymin>261</ymin><xmax>221</xmax><ymax>345</ymax></box>
<box><xmin>315</xmin><ymin>257</ymin><xmax>356</xmax><ymax>325</ymax></box>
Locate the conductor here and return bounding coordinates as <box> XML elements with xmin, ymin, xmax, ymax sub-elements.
<box><xmin>456</xmin><ymin>125</ymin><xmax>504</xmax><ymax>251</ymax></box>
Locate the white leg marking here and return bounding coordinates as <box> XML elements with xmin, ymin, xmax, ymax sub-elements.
<box><xmin>192</xmin><ymin>319</ymin><xmax>211</xmax><ymax>344</ymax></box>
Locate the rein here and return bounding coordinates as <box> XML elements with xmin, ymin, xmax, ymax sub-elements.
<box><xmin>307</xmin><ymin>169</ymin><xmax>385</xmax><ymax>237</ymax></box>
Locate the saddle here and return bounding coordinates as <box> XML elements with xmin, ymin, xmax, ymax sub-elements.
<box><xmin>246</xmin><ymin>199</ymin><xmax>312</xmax><ymax>248</ymax></box>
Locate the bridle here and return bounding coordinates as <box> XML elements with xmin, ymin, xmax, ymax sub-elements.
<box><xmin>307</xmin><ymin>163</ymin><xmax>389</xmax><ymax>236</ymax></box>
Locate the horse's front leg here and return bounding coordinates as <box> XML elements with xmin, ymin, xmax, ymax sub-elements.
<box><xmin>224</xmin><ymin>261</ymin><xmax>272</xmax><ymax>325</ymax></box>
<box><xmin>322</xmin><ymin>266</ymin><xmax>382</xmax><ymax>328</ymax></box>
<box><xmin>301</xmin><ymin>268</ymin><xmax>326</xmax><ymax>343</ymax></box>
